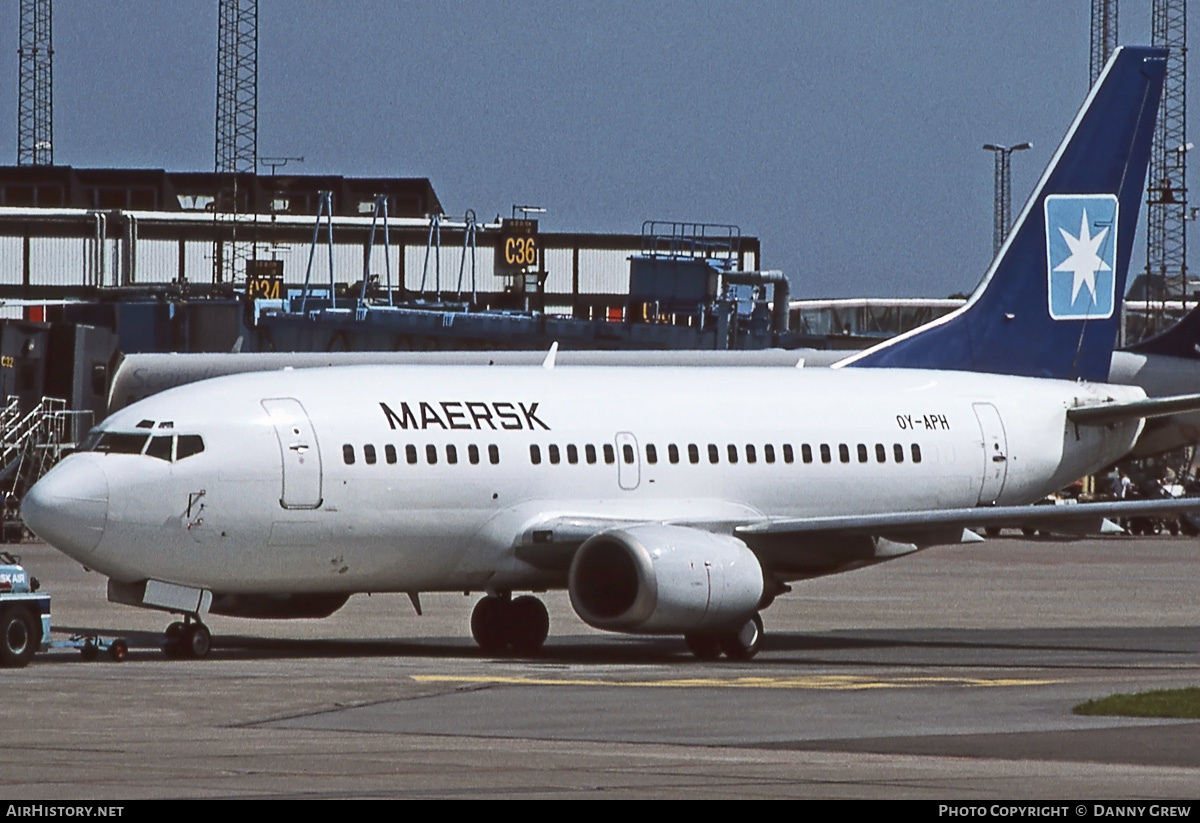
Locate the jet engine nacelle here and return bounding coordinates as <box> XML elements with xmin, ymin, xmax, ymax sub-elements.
<box><xmin>568</xmin><ymin>524</ymin><xmax>764</xmax><ymax>634</ymax></box>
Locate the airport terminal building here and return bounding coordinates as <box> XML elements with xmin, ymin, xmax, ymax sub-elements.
<box><xmin>0</xmin><ymin>165</ymin><xmax>759</xmax><ymax>321</ymax></box>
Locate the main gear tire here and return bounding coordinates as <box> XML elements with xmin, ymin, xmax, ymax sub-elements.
<box><xmin>508</xmin><ymin>596</ymin><xmax>550</xmax><ymax>655</ymax></box>
<box><xmin>471</xmin><ymin>596</ymin><xmax>511</xmax><ymax>654</ymax></box>
<box><xmin>718</xmin><ymin>613</ymin><xmax>764</xmax><ymax>661</ymax></box>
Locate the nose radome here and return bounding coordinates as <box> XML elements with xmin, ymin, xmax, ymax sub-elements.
<box><xmin>22</xmin><ymin>457</ymin><xmax>109</xmax><ymax>556</ymax></box>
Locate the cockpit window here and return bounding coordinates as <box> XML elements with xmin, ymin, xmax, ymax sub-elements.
<box><xmin>145</xmin><ymin>436</ymin><xmax>174</xmax><ymax>461</ymax></box>
<box><xmin>77</xmin><ymin>429</ymin><xmax>102</xmax><ymax>452</ymax></box>
<box><xmin>80</xmin><ymin>430</ymin><xmax>205</xmax><ymax>462</ymax></box>
<box><xmin>176</xmin><ymin>435</ymin><xmax>205</xmax><ymax>460</ymax></box>
<box><xmin>91</xmin><ymin>433</ymin><xmax>150</xmax><ymax>455</ymax></box>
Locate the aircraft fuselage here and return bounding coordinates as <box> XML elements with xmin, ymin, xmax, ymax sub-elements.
<box><xmin>26</xmin><ymin>364</ymin><xmax>1142</xmax><ymax>596</ymax></box>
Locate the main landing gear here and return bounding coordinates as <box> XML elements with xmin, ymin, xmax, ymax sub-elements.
<box><xmin>684</xmin><ymin>613</ymin><xmax>764</xmax><ymax>661</ymax></box>
<box><xmin>162</xmin><ymin>616</ymin><xmax>212</xmax><ymax>659</ymax></box>
<box><xmin>470</xmin><ymin>594</ymin><xmax>550</xmax><ymax>655</ymax></box>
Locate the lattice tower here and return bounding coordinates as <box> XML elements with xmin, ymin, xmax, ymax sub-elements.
<box><xmin>213</xmin><ymin>0</ymin><xmax>258</xmax><ymax>283</ymax></box>
<box><xmin>1144</xmin><ymin>0</ymin><xmax>1188</xmax><ymax>329</ymax></box>
<box><xmin>1090</xmin><ymin>0</ymin><xmax>1119</xmax><ymax>86</ymax></box>
<box><xmin>16</xmin><ymin>0</ymin><xmax>53</xmax><ymax>166</ymax></box>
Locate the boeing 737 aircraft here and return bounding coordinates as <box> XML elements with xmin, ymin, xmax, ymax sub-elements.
<box><xmin>18</xmin><ymin>47</ymin><xmax>1200</xmax><ymax>663</ymax></box>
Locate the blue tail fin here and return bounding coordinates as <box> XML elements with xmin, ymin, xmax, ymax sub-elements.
<box><xmin>839</xmin><ymin>46</ymin><xmax>1166</xmax><ymax>381</ymax></box>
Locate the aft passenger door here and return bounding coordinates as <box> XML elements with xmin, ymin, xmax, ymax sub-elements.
<box><xmin>614</xmin><ymin>431</ymin><xmax>641</xmax><ymax>490</ymax></box>
<box><xmin>972</xmin><ymin>402</ymin><xmax>1008</xmax><ymax>505</ymax></box>
<box><xmin>262</xmin><ymin>398</ymin><xmax>323</xmax><ymax>509</ymax></box>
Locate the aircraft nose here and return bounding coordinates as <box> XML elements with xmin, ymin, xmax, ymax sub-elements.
<box><xmin>22</xmin><ymin>458</ymin><xmax>109</xmax><ymax>556</ymax></box>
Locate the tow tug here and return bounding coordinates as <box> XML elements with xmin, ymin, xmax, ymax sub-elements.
<box><xmin>0</xmin><ymin>551</ymin><xmax>127</xmax><ymax>666</ymax></box>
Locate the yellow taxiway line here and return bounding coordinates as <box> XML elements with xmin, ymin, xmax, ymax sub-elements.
<box><xmin>413</xmin><ymin>674</ymin><xmax>1061</xmax><ymax>690</ymax></box>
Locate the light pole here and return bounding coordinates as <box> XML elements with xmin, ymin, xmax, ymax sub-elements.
<box><xmin>512</xmin><ymin>204</ymin><xmax>547</xmax><ymax>220</ymax></box>
<box><xmin>258</xmin><ymin>155</ymin><xmax>304</xmax><ymax>176</ymax></box>
<box><xmin>983</xmin><ymin>142</ymin><xmax>1032</xmax><ymax>258</ymax></box>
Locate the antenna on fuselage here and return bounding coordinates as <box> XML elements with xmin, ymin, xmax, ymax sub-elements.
<box><xmin>542</xmin><ymin>342</ymin><xmax>559</xmax><ymax>370</ymax></box>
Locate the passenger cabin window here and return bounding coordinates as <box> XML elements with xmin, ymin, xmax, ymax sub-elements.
<box><xmin>912</xmin><ymin>443</ymin><xmax>922</xmax><ymax>463</ymax></box>
<box><xmin>857</xmin><ymin>444</ymin><xmax>868</xmax><ymax>463</ymax></box>
<box><xmin>785</xmin><ymin>444</ymin><xmax>795</xmax><ymax>464</ymax></box>
<box><xmin>708</xmin><ymin>444</ymin><xmax>719</xmax><ymax>464</ymax></box>
<box><xmin>646</xmin><ymin>444</ymin><xmax>657</xmax><ymax>465</ymax></box>
<box><xmin>386</xmin><ymin>445</ymin><xmax>397</xmax><ymax>464</ymax></box>
<box><xmin>488</xmin><ymin>444</ymin><xmax>500</xmax><ymax>465</ymax></box>
<box><xmin>585</xmin><ymin>444</ymin><xmax>597</xmax><ymax>464</ymax></box>
<box><xmin>446</xmin><ymin>444</ymin><xmax>458</xmax><ymax>464</ymax></box>
<box><xmin>800</xmin><ymin>444</ymin><xmax>811</xmax><ymax>464</ymax></box>
<box><xmin>406</xmin><ymin>444</ymin><xmax>418</xmax><ymax>465</ymax></box>
<box><xmin>875</xmin><ymin>443</ymin><xmax>886</xmax><ymax>463</ymax></box>
<box><xmin>820</xmin><ymin>444</ymin><xmax>831</xmax><ymax>464</ymax></box>
<box><xmin>668</xmin><ymin>444</ymin><xmax>680</xmax><ymax>464</ymax></box>
<box><xmin>603</xmin><ymin>444</ymin><xmax>615</xmax><ymax>465</ymax></box>
<box><xmin>567</xmin><ymin>444</ymin><xmax>578</xmax><ymax>464</ymax></box>
<box><xmin>549</xmin><ymin>444</ymin><xmax>560</xmax><ymax>465</ymax></box>
<box><xmin>425</xmin><ymin>445</ymin><xmax>438</xmax><ymax>465</ymax></box>
<box><xmin>468</xmin><ymin>444</ymin><xmax>480</xmax><ymax>465</ymax></box>
<box><xmin>727</xmin><ymin>444</ymin><xmax>738</xmax><ymax>464</ymax></box>
<box><xmin>764</xmin><ymin>444</ymin><xmax>775</xmax><ymax>464</ymax></box>
<box><xmin>745</xmin><ymin>444</ymin><xmax>757</xmax><ymax>464</ymax></box>
<box><xmin>839</xmin><ymin>444</ymin><xmax>850</xmax><ymax>464</ymax></box>
<box><xmin>622</xmin><ymin>444</ymin><xmax>635</xmax><ymax>464</ymax></box>
<box><xmin>894</xmin><ymin>443</ymin><xmax>905</xmax><ymax>463</ymax></box>
<box><xmin>342</xmin><ymin>444</ymin><xmax>355</xmax><ymax>465</ymax></box>
<box><xmin>364</xmin><ymin>444</ymin><xmax>377</xmax><ymax>465</ymax></box>
<box><xmin>530</xmin><ymin>445</ymin><xmax>542</xmax><ymax>465</ymax></box>
<box><xmin>688</xmin><ymin>444</ymin><xmax>699</xmax><ymax>464</ymax></box>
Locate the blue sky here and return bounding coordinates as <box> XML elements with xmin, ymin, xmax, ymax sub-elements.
<box><xmin>2</xmin><ymin>1</ymin><xmax>1192</xmax><ymax>298</ymax></box>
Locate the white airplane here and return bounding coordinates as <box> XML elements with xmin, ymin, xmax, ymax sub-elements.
<box><xmin>19</xmin><ymin>46</ymin><xmax>1200</xmax><ymax>662</ymax></box>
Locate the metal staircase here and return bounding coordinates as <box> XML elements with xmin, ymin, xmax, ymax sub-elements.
<box><xmin>0</xmin><ymin>396</ymin><xmax>93</xmax><ymax>541</ymax></box>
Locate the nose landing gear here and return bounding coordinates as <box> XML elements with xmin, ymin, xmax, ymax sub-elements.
<box><xmin>163</xmin><ymin>617</ymin><xmax>212</xmax><ymax>659</ymax></box>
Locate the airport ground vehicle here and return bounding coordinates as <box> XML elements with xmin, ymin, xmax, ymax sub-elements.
<box><xmin>0</xmin><ymin>551</ymin><xmax>127</xmax><ymax>666</ymax></box>
<box><xmin>0</xmin><ymin>551</ymin><xmax>51</xmax><ymax>667</ymax></box>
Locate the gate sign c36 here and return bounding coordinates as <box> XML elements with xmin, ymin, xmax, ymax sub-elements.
<box><xmin>496</xmin><ymin>218</ymin><xmax>539</xmax><ymax>275</ymax></box>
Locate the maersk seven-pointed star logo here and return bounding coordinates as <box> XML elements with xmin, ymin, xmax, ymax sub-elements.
<box><xmin>1045</xmin><ymin>193</ymin><xmax>1119</xmax><ymax>320</ymax></box>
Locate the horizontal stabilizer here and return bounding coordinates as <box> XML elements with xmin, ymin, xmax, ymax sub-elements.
<box><xmin>1066</xmin><ymin>392</ymin><xmax>1200</xmax><ymax>425</ymax></box>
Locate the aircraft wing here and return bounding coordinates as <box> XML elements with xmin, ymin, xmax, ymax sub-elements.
<box><xmin>732</xmin><ymin>497</ymin><xmax>1200</xmax><ymax>577</ymax></box>
<box><xmin>736</xmin><ymin>496</ymin><xmax>1200</xmax><ymax>538</ymax></box>
<box><xmin>1067</xmin><ymin>392</ymin><xmax>1200</xmax><ymax>425</ymax></box>
<box><xmin>512</xmin><ymin>497</ymin><xmax>1200</xmax><ymax>577</ymax></box>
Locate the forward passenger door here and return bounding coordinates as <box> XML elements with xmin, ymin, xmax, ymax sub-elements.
<box><xmin>262</xmin><ymin>398</ymin><xmax>324</xmax><ymax>509</ymax></box>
